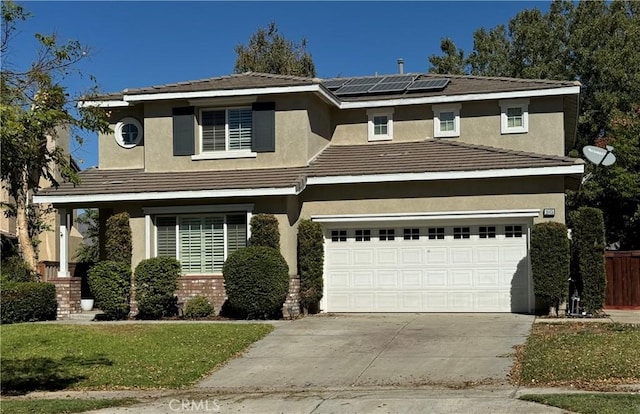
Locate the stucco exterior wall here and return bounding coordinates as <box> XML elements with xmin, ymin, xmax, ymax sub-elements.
<box><xmin>99</xmin><ymin>106</ymin><xmax>145</xmax><ymax>170</ymax></box>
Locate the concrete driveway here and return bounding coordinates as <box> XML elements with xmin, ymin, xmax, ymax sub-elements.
<box><xmin>198</xmin><ymin>313</ymin><xmax>534</xmax><ymax>391</ymax></box>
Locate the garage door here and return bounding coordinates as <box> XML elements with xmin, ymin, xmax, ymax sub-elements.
<box><xmin>324</xmin><ymin>224</ymin><xmax>531</xmax><ymax>313</ymax></box>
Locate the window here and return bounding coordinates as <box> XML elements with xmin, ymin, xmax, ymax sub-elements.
<box><xmin>428</xmin><ymin>227</ymin><xmax>445</xmax><ymax>240</ymax></box>
<box><xmin>433</xmin><ymin>104</ymin><xmax>461</xmax><ymax>138</ymax></box>
<box><xmin>367</xmin><ymin>109</ymin><xmax>394</xmax><ymax>141</ymax></box>
<box><xmin>331</xmin><ymin>230</ymin><xmax>347</xmax><ymax>242</ymax></box>
<box><xmin>199</xmin><ymin>108</ymin><xmax>254</xmax><ymax>155</ymax></box>
<box><xmin>453</xmin><ymin>227</ymin><xmax>470</xmax><ymax>239</ymax></box>
<box><xmin>355</xmin><ymin>229</ymin><xmax>371</xmax><ymax>241</ymax></box>
<box><xmin>155</xmin><ymin>214</ymin><xmax>247</xmax><ymax>274</ymax></box>
<box><xmin>505</xmin><ymin>225</ymin><xmax>523</xmax><ymax>238</ymax></box>
<box><xmin>403</xmin><ymin>228</ymin><xmax>420</xmax><ymax>240</ymax></box>
<box><xmin>379</xmin><ymin>229</ymin><xmax>395</xmax><ymax>241</ymax></box>
<box><xmin>479</xmin><ymin>226</ymin><xmax>496</xmax><ymax>239</ymax></box>
<box><xmin>500</xmin><ymin>99</ymin><xmax>529</xmax><ymax>134</ymax></box>
<box><xmin>115</xmin><ymin>117</ymin><xmax>143</xmax><ymax>148</ymax></box>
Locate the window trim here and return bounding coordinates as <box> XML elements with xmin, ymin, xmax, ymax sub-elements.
<box><xmin>367</xmin><ymin>108</ymin><xmax>394</xmax><ymax>141</ymax></box>
<box><xmin>433</xmin><ymin>104</ymin><xmax>461</xmax><ymax>138</ymax></box>
<box><xmin>196</xmin><ymin>106</ymin><xmax>256</xmax><ymax>159</ymax></box>
<box><xmin>500</xmin><ymin>99</ymin><xmax>529</xmax><ymax>134</ymax></box>
<box><xmin>114</xmin><ymin>117</ymin><xmax>143</xmax><ymax>148</ymax></box>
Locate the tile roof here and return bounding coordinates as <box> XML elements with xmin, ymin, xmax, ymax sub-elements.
<box><xmin>88</xmin><ymin>72</ymin><xmax>579</xmax><ymax>102</ymax></box>
<box><xmin>307</xmin><ymin>140</ymin><xmax>581</xmax><ymax>177</ymax></box>
<box><xmin>38</xmin><ymin>140</ymin><xmax>581</xmax><ymax>199</ymax></box>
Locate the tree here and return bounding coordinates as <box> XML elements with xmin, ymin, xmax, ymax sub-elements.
<box><xmin>427</xmin><ymin>38</ymin><xmax>467</xmax><ymax>75</ymax></box>
<box><xmin>0</xmin><ymin>1</ymin><xmax>109</xmax><ymax>270</ymax></box>
<box><xmin>234</xmin><ymin>22</ymin><xmax>316</xmax><ymax>77</ymax></box>
<box><xmin>427</xmin><ymin>0</ymin><xmax>640</xmax><ymax>248</ymax></box>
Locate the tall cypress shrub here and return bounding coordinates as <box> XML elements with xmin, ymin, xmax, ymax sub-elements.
<box><xmin>249</xmin><ymin>213</ymin><xmax>280</xmax><ymax>250</ymax></box>
<box><xmin>531</xmin><ymin>222</ymin><xmax>570</xmax><ymax>316</ymax></box>
<box><xmin>572</xmin><ymin>207</ymin><xmax>606</xmax><ymax>314</ymax></box>
<box><xmin>297</xmin><ymin>219</ymin><xmax>324</xmax><ymax>313</ymax></box>
<box><xmin>105</xmin><ymin>212</ymin><xmax>132</xmax><ymax>266</ymax></box>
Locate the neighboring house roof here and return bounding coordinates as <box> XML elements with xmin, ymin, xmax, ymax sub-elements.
<box><xmin>34</xmin><ymin>140</ymin><xmax>583</xmax><ymax>204</ymax></box>
<box><xmin>86</xmin><ymin>71</ymin><xmax>579</xmax><ymax>103</ymax></box>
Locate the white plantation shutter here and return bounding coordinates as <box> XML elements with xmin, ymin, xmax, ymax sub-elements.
<box><xmin>156</xmin><ymin>217</ymin><xmax>176</xmax><ymax>257</ymax></box>
<box><xmin>202</xmin><ymin>110</ymin><xmax>226</xmax><ymax>152</ymax></box>
<box><xmin>179</xmin><ymin>217</ymin><xmax>203</xmax><ymax>273</ymax></box>
<box><xmin>226</xmin><ymin>214</ymin><xmax>247</xmax><ymax>256</ymax></box>
<box><xmin>228</xmin><ymin>109</ymin><xmax>252</xmax><ymax>150</ymax></box>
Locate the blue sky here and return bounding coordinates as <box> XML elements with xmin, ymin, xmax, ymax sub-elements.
<box><xmin>8</xmin><ymin>1</ymin><xmax>549</xmax><ymax>168</ymax></box>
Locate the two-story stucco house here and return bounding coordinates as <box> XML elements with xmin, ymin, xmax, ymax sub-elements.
<box><xmin>34</xmin><ymin>70</ymin><xmax>584</xmax><ymax>318</ymax></box>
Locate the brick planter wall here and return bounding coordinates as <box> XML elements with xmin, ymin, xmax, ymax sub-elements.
<box><xmin>49</xmin><ymin>277</ymin><xmax>82</xmax><ymax>319</ymax></box>
<box><xmin>177</xmin><ymin>275</ymin><xmax>226</xmax><ymax>315</ymax></box>
<box><xmin>283</xmin><ymin>275</ymin><xmax>301</xmax><ymax>319</ymax></box>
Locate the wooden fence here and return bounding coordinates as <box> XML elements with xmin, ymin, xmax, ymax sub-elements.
<box><xmin>605</xmin><ymin>250</ymin><xmax>640</xmax><ymax>309</ymax></box>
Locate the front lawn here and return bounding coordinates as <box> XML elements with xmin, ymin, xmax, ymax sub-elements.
<box><xmin>520</xmin><ymin>393</ymin><xmax>640</xmax><ymax>414</ymax></box>
<box><xmin>0</xmin><ymin>398</ymin><xmax>138</xmax><ymax>414</ymax></box>
<box><xmin>0</xmin><ymin>323</ymin><xmax>273</xmax><ymax>395</ymax></box>
<box><xmin>514</xmin><ymin>323</ymin><xmax>640</xmax><ymax>388</ymax></box>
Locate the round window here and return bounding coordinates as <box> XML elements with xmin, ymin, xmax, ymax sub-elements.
<box><xmin>115</xmin><ymin>117</ymin><xmax>143</xmax><ymax>148</ymax></box>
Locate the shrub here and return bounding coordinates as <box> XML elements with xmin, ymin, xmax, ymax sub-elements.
<box><xmin>223</xmin><ymin>246</ymin><xmax>289</xmax><ymax>319</ymax></box>
<box><xmin>134</xmin><ymin>257</ymin><xmax>181</xmax><ymax>319</ymax></box>
<box><xmin>105</xmin><ymin>212</ymin><xmax>132</xmax><ymax>265</ymax></box>
<box><xmin>0</xmin><ymin>256</ymin><xmax>38</xmax><ymax>282</ymax></box>
<box><xmin>531</xmin><ymin>222</ymin><xmax>570</xmax><ymax>315</ymax></box>
<box><xmin>1</xmin><ymin>282</ymin><xmax>57</xmax><ymax>324</ymax></box>
<box><xmin>572</xmin><ymin>207</ymin><xmax>607</xmax><ymax>314</ymax></box>
<box><xmin>249</xmin><ymin>214</ymin><xmax>280</xmax><ymax>249</ymax></box>
<box><xmin>88</xmin><ymin>261</ymin><xmax>131</xmax><ymax>320</ymax></box>
<box><xmin>183</xmin><ymin>296</ymin><xmax>214</xmax><ymax>319</ymax></box>
<box><xmin>297</xmin><ymin>219</ymin><xmax>324</xmax><ymax>313</ymax></box>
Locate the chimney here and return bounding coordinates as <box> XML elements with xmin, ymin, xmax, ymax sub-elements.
<box><xmin>397</xmin><ymin>58</ymin><xmax>404</xmax><ymax>74</ymax></box>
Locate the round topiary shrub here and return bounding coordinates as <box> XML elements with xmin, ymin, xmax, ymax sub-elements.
<box><xmin>183</xmin><ymin>296</ymin><xmax>214</xmax><ymax>319</ymax></box>
<box><xmin>88</xmin><ymin>260</ymin><xmax>131</xmax><ymax>320</ymax></box>
<box><xmin>134</xmin><ymin>257</ymin><xmax>181</xmax><ymax>319</ymax></box>
<box><xmin>0</xmin><ymin>282</ymin><xmax>57</xmax><ymax>324</ymax></box>
<box><xmin>223</xmin><ymin>246</ymin><xmax>289</xmax><ymax>319</ymax></box>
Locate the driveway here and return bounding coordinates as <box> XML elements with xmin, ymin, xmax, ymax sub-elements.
<box><xmin>198</xmin><ymin>313</ymin><xmax>534</xmax><ymax>391</ymax></box>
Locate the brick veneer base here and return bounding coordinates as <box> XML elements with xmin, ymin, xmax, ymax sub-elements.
<box><xmin>177</xmin><ymin>275</ymin><xmax>227</xmax><ymax>315</ymax></box>
<box><xmin>283</xmin><ymin>276</ymin><xmax>301</xmax><ymax>319</ymax></box>
<box><xmin>49</xmin><ymin>277</ymin><xmax>82</xmax><ymax>320</ymax></box>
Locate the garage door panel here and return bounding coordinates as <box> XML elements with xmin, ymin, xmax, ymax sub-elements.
<box><xmin>324</xmin><ymin>223</ymin><xmax>531</xmax><ymax>313</ymax></box>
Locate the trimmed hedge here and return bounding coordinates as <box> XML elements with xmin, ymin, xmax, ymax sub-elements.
<box><xmin>134</xmin><ymin>257</ymin><xmax>181</xmax><ymax>319</ymax></box>
<box><xmin>297</xmin><ymin>219</ymin><xmax>324</xmax><ymax>313</ymax></box>
<box><xmin>223</xmin><ymin>246</ymin><xmax>289</xmax><ymax>319</ymax></box>
<box><xmin>572</xmin><ymin>207</ymin><xmax>607</xmax><ymax>314</ymax></box>
<box><xmin>183</xmin><ymin>296</ymin><xmax>214</xmax><ymax>319</ymax></box>
<box><xmin>249</xmin><ymin>214</ymin><xmax>280</xmax><ymax>249</ymax></box>
<box><xmin>88</xmin><ymin>261</ymin><xmax>131</xmax><ymax>320</ymax></box>
<box><xmin>0</xmin><ymin>256</ymin><xmax>37</xmax><ymax>282</ymax></box>
<box><xmin>1</xmin><ymin>282</ymin><xmax>57</xmax><ymax>324</ymax></box>
<box><xmin>531</xmin><ymin>222</ymin><xmax>570</xmax><ymax>315</ymax></box>
<box><xmin>105</xmin><ymin>212</ymin><xmax>132</xmax><ymax>266</ymax></box>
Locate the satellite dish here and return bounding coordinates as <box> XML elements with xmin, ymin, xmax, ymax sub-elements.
<box><xmin>582</xmin><ymin>145</ymin><xmax>616</xmax><ymax>167</ymax></box>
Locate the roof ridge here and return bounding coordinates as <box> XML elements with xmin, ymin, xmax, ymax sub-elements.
<box><xmin>434</xmin><ymin>139</ymin><xmax>578</xmax><ymax>162</ymax></box>
<box><xmin>241</xmin><ymin>71</ymin><xmax>316</xmax><ymax>82</ymax></box>
<box><xmin>422</xmin><ymin>72</ymin><xmax>579</xmax><ymax>86</ymax></box>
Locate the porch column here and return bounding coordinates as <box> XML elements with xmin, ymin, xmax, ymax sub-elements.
<box><xmin>58</xmin><ymin>208</ymin><xmax>69</xmax><ymax>277</ymax></box>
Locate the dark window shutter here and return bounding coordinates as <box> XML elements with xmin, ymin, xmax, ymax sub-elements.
<box><xmin>251</xmin><ymin>102</ymin><xmax>275</xmax><ymax>152</ymax></box>
<box><xmin>172</xmin><ymin>107</ymin><xmax>195</xmax><ymax>156</ymax></box>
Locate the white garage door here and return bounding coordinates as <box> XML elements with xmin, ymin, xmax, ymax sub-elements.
<box><xmin>324</xmin><ymin>223</ymin><xmax>532</xmax><ymax>313</ymax></box>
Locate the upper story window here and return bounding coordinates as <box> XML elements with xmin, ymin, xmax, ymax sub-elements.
<box><xmin>200</xmin><ymin>107</ymin><xmax>253</xmax><ymax>154</ymax></box>
<box><xmin>500</xmin><ymin>99</ymin><xmax>529</xmax><ymax>134</ymax></box>
<box><xmin>115</xmin><ymin>117</ymin><xmax>143</xmax><ymax>148</ymax></box>
<box><xmin>433</xmin><ymin>104</ymin><xmax>461</xmax><ymax>138</ymax></box>
<box><xmin>367</xmin><ymin>108</ymin><xmax>394</xmax><ymax>141</ymax></box>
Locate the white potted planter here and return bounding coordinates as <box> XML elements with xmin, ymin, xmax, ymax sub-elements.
<box><xmin>80</xmin><ymin>298</ymin><xmax>95</xmax><ymax>311</ymax></box>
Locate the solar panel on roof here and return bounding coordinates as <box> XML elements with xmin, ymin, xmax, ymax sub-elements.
<box><xmin>322</xmin><ymin>79</ymin><xmax>350</xmax><ymax>90</ymax></box>
<box><xmin>334</xmin><ymin>84</ymin><xmax>379</xmax><ymax>95</ymax></box>
<box><xmin>346</xmin><ymin>77</ymin><xmax>383</xmax><ymax>86</ymax></box>
<box><xmin>381</xmin><ymin>74</ymin><xmax>417</xmax><ymax>83</ymax></box>
<box><xmin>368</xmin><ymin>81</ymin><xmax>413</xmax><ymax>93</ymax></box>
<box><xmin>407</xmin><ymin>79</ymin><xmax>450</xmax><ymax>91</ymax></box>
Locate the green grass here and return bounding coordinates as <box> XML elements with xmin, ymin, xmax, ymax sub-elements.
<box><xmin>517</xmin><ymin>323</ymin><xmax>640</xmax><ymax>385</ymax></box>
<box><xmin>520</xmin><ymin>393</ymin><xmax>640</xmax><ymax>414</ymax></box>
<box><xmin>0</xmin><ymin>323</ymin><xmax>273</xmax><ymax>394</ymax></box>
<box><xmin>0</xmin><ymin>398</ymin><xmax>138</xmax><ymax>414</ymax></box>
